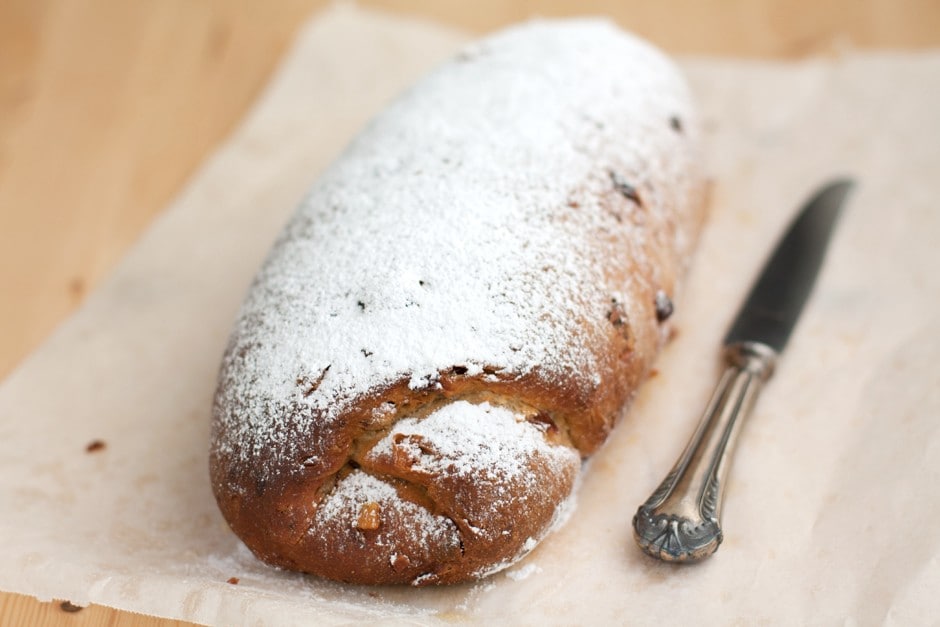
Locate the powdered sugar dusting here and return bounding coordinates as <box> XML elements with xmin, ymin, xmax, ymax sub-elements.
<box><xmin>506</xmin><ymin>563</ymin><xmax>541</xmax><ymax>581</ymax></box>
<box><xmin>213</xmin><ymin>19</ymin><xmax>701</xmax><ymax>478</ymax></box>
<box><xmin>470</xmin><ymin>469</ymin><xmax>582</xmax><ymax>580</ymax></box>
<box><xmin>367</xmin><ymin>401</ymin><xmax>577</xmax><ymax>483</ymax></box>
<box><xmin>312</xmin><ymin>470</ymin><xmax>458</xmax><ymax>549</ymax></box>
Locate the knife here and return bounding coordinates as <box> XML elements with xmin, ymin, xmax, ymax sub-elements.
<box><xmin>632</xmin><ymin>178</ymin><xmax>854</xmax><ymax>562</ymax></box>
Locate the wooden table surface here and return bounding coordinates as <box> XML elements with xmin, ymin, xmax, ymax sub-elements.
<box><xmin>1</xmin><ymin>1</ymin><xmax>936</xmax><ymax>624</ymax></box>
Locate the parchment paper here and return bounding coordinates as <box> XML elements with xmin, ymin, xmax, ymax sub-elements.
<box><xmin>2</xmin><ymin>4</ymin><xmax>939</xmax><ymax>624</ymax></box>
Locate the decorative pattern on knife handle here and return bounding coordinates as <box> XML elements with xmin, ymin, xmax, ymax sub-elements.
<box><xmin>633</xmin><ymin>342</ymin><xmax>776</xmax><ymax>562</ymax></box>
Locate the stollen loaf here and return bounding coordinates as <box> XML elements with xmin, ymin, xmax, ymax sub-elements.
<box><xmin>210</xmin><ymin>19</ymin><xmax>708</xmax><ymax>586</ymax></box>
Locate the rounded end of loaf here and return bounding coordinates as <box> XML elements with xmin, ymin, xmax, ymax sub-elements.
<box><xmin>212</xmin><ymin>399</ymin><xmax>581</xmax><ymax>585</ymax></box>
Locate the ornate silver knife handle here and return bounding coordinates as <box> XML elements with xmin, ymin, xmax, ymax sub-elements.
<box><xmin>633</xmin><ymin>341</ymin><xmax>777</xmax><ymax>562</ymax></box>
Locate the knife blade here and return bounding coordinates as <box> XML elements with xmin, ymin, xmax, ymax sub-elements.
<box><xmin>632</xmin><ymin>178</ymin><xmax>853</xmax><ymax>562</ymax></box>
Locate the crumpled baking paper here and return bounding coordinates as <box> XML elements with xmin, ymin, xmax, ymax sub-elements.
<box><xmin>1</xmin><ymin>3</ymin><xmax>938</xmax><ymax>624</ymax></box>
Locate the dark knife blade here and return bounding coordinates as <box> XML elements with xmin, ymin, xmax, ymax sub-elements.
<box><xmin>633</xmin><ymin>178</ymin><xmax>854</xmax><ymax>562</ymax></box>
<box><xmin>724</xmin><ymin>179</ymin><xmax>853</xmax><ymax>352</ymax></box>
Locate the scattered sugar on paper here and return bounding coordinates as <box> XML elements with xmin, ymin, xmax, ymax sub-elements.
<box><xmin>506</xmin><ymin>563</ymin><xmax>541</xmax><ymax>581</ymax></box>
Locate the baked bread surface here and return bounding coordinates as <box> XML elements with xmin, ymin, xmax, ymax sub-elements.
<box><xmin>211</xmin><ymin>19</ymin><xmax>708</xmax><ymax>585</ymax></box>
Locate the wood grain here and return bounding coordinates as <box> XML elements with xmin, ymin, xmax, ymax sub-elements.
<box><xmin>1</xmin><ymin>1</ymin><xmax>937</xmax><ymax>625</ymax></box>
<box><xmin>0</xmin><ymin>0</ymin><xmax>330</xmax><ymax>381</ymax></box>
<box><xmin>0</xmin><ymin>593</ymin><xmax>197</xmax><ymax>627</ymax></box>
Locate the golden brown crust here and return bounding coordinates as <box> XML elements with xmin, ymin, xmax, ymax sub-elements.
<box><xmin>210</xmin><ymin>20</ymin><xmax>708</xmax><ymax>585</ymax></box>
<box><xmin>211</xmin><ymin>173</ymin><xmax>707</xmax><ymax>583</ymax></box>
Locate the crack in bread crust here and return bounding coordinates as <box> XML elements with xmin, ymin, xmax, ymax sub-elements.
<box><xmin>297</xmin><ymin>387</ymin><xmax>582</xmax><ymax>584</ymax></box>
